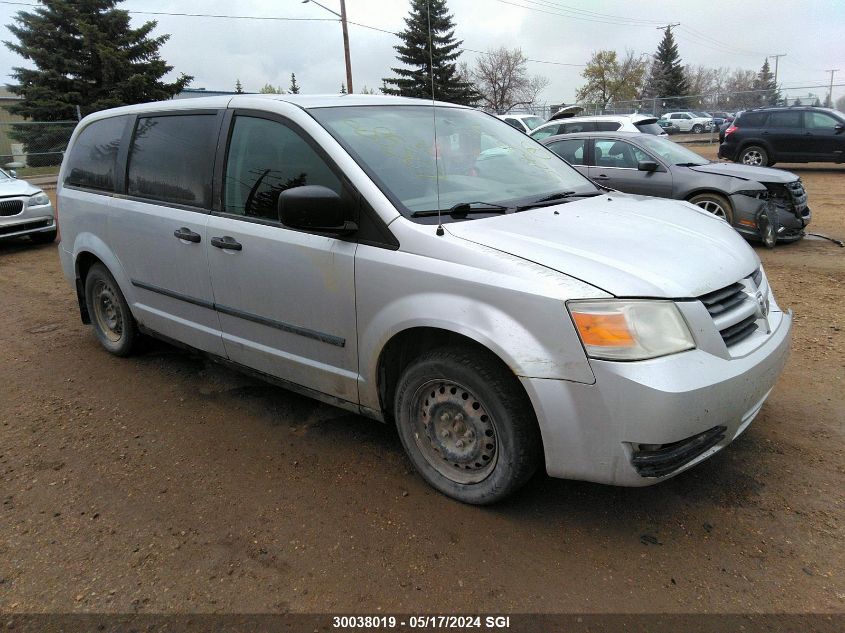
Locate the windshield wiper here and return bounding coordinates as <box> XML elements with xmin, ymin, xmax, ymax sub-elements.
<box><xmin>675</xmin><ymin>162</ymin><xmax>709</xmax><ymax>167</ymax></box>
<box><xmin>515</xmin><ymin>190</ymin><xmax>602</xmax><ymax>211</ymax></box>
<box><xmin>411</xmin><ymin>201</ymin><xmax>510</xmax><ymax>217</ymax></box>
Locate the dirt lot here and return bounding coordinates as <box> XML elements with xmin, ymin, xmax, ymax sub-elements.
<box><xmin>1</xmin><ymin>158</ymin><xmax>844</xmax><ymax>615</ymax></box>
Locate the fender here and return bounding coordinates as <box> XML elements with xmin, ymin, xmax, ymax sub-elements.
<box><xmin>70</xmin><ymin>232</ymin><xmax>137</xmax><ymax>312</ymax></box>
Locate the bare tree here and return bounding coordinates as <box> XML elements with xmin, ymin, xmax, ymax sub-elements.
<box><xmin>471</xmin><ymin>47</ymin><xmax>549</xmax><ymax>114</ymax></box>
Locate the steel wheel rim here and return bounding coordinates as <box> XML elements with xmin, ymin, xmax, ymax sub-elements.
<box><xmin>743</xmin><ymin>150</ymin><xmax>763</xmax><ymax>166</ymax></box>
<box><xmin>410</xmin><ymin>380</ymin><xmax>498</xmax><ymax>484</ymax></box>
<box><xmin>92</xmin><ymin>279</ymin><xmax>123</xmax><ymax>343</ymax></box>
<box><xmin>695</xmin><ymin>199</ymin><xmax>727</xmax><ymax>219</ymax></box>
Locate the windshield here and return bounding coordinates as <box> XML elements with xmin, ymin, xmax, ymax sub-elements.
<box><xmin>694</xmin><ymin>112</ymin><xmax>711</xmax><ymax>118</ymax></box>
<box><xmin>636</xmin><ymin>135</ymin><xmax>709</xmax><ymax>166</ymax></box>
<box><xmin>310</xmin><ymin>105</ymin><xmax>598</xmax><ymax>219</ymax></box>
<box><xmin>521</xmin><ymin>116</ymin><xmax>544</xmax><ymax>130</ymax></box>
<box><xmin>0</xmin><ymin>168</ymin><xmax>10</xmax><ymax>180</ymax></box>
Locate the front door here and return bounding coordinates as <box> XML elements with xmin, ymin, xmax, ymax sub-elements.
<box><xmin>206</xmin><ymin>113</ymin><xmax>359</xmax><ymax>403</ymax></box>
<box><xmin>803</xmin><ymin>110</ymin><xmax>845</xmax><ymax>161</ymax></box>
<box><xmin>588</xmin><ymin>138</ymin><xmax>673</xmax><ymax>197</ymax></box>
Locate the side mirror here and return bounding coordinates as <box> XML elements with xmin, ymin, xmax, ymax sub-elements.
<box><xmin>277</xmin><ymin>185</ymin><xmax>356</xmax><ymax>235</ymax></box>
<box><xmin>9</xmin><ymin>170</ymin><xmax>16</xmax><ymax>178</ymax></box>
<box><xmin>638</xmin><ymin>160</ymin><xmax>659</xmax><ymax>172</ymax></box>
<box><xmin>835</xmin><ymin>123</ymin><xmax>844</xmax><ymax>134</ymax></box>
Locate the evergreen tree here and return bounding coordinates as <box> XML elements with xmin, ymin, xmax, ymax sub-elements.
<box><xmin>289</xmin><ymin>73</ymin><xmax>300</xmax><ymax>94</ymax></box>
<box><xmin>754</xmin><ymin>59</ymin><xmax>779</xmax><ymax>106</ymax></box>
<box><xmin>340</xmin><ymin>83</ymin><xmax>347</xmax><ymax>95</ymax></box>
<box><xmin>641</xmin><ymin>26</ymin><xmax>688</xmax><ymax>109</ymax></box>
<box><xmin>235</xmin><ymin>79</ymin><xmax>244</xmax><ymax>94</ymax></box>
<box><xmin>382</xmin><ymin>0</ymin><xmax>477</xmax><ymax>105</ymax></box>
<box><xmin>4</xmin><ymin>0</ymin><xmax>190</xmax><ymax>166</ymax></box>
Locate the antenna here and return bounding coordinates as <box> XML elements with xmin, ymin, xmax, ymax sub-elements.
<box><xmin>426</xmin><ymin>0</ymin><xmax>444</xmax><ymax>236</ymax></box>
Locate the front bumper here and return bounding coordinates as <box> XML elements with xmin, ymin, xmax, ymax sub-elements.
<box><xmin>0</xmin><ymin>198</ymin><xmax>55</xmax><ymax>240</ymax></box>
<box><xmin>521</xmin><ymin>305</ymin><xmax>792</xmax><ymax>486</ymax></box>
<box><xmin>730</xmin><ymin>192</ymin><xmax>811</xmax><ymax>243</ymax></box>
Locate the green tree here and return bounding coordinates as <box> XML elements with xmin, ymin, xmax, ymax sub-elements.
<box><xmin>258</xmin><ymin>83</ymin><xmax>282</xmax><ymax>94</ymax></box>
<box><xmin>4</xmin><ymin>0</ymin><xmax>191</xmax><ymax>165</ymax></box>
<box><xmin>382</xmin><ymin>0</ymin><xmax>477</xmax><ymax>105</ymax></box>
<box><xmin>576</xmin><ymin>50</ymin><xmax>647</xmax><ymax>110</ymax></box>
<box><xmin>642</xmin><ymin>26</ymin><xmax>688</xmax><ymax>108</ymax></box>
<box><xmin>754</xmin><ymin>59</ymin><xmax>779</xmax><ymax>106</ymax></box>
<box><xmin>289</xmin><ymin>73</ymin><xmax>300</xmax><ymax>94</ymax></box>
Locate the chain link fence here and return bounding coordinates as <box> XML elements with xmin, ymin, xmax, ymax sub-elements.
<box><xmin>0</xmin><ymin>121</ymin><xmax>78</xmax><ymax>177</ymax></box>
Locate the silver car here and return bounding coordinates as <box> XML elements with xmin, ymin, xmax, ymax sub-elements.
<box><xmin>0</xmin><ymin>168</ymin><xmax>56</xmax><ymax>243</ymax></box>
<box><xmin>56</xmin><ymin>95</ymin><xmax>792</xmax><ymax>504</ymax></box>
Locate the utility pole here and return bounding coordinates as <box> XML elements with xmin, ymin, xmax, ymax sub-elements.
<box><xmin>302</xmin><ymin>0</ymin><xmax>354</xmax><ymax>94</ymax></box>
<box><xmin>768</xmin><ymin>53</ymin><xmax>786</xmax><ymax>92</ymax></box>
<box><xmin>826</xmin><ymin>69</ymin><xmax>839</xmax><ymax>107</ymax></box>
<box><xmin>655</xmin><ymin>23</ymin><xmax>681</xmax><ymax>33</ymax></box>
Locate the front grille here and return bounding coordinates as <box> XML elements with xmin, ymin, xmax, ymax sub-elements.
<box><xmin>0</xmin><ymin>199</ymin><xmax>24</xmax><ymax>216</ymax></box>
<box><xmin>699</xmin><ymin>270</ymin><xmax>764</xmax><ymax>347</ymax></box>
<box><xmin>0</xmin><ymin>219</ymin><xmax>52</xmax><ymax>236</ymax></box>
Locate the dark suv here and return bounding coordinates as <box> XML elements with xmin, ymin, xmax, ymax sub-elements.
<box><xmin>719</xmin><ymin>106</ymin><xmax>845</xmax><ymax>166</ymax></box>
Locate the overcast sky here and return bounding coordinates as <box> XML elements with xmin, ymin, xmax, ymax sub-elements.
<box><xmin>2</xmin><ymin>0</ymin><xmax>844</xmax><ymax>106</ymax></box>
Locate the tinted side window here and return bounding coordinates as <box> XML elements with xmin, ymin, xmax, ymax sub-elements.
<box><xmin>737</xmin><ymin>112</ymin><xmax>768</xmax><ymax>127</ymax></box>
<box><xmin>805</xmin><ymin>111</ymin><xmax>840</xmax><ymax>129</ymax></box>
<box><xmin>594</xmin><ymin>139</ymin><xmax>646</xmax><ymax>169</ymax></box>
<box><xmin>127</xmin><ymin>114</ymin><xmax>218</xmax><ymax>207</ymax></box>
<box><xmin>546</xmin><ymin>138</ymin><xmax>586</xmax><ymax>165</ymax></box>
<box><xmin>595</xmin><ymin>121</ymin><xmax>621</xmax><ymax>132</ymax></box>
<box><xmin>531</xmin><ymin>125</ymin><xmax>560</xmax><ymax>140</ymax></box>
<box><xmin>768</xmin><ymin>111</ymin><xmax>802</xmax><ymax>128</ymax></box>
<box><xmin>64</xmin><ymin>115</ymin><xmax>127</xmax><ymax>191</ymax></box>
<box><xmin>223</xmin><ymin>116</ymin><xmax>342</xmax><ymax>221</ymax></box>
<box><xmin>562</xmin><ymin>121</ymin><xmax>596</xmax><ymax>133</ymax></box>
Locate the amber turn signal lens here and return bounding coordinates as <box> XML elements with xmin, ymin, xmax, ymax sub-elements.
<box><xmin>572</xmin><ymin>312</ymin><xmax>635</xmax><ymax>347</ymax></box>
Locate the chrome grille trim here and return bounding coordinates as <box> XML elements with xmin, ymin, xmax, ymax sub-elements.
<box><xmin>699</xmin><ymin>268</ymin><xmax>765</xmax><ymax>348</ymax></box>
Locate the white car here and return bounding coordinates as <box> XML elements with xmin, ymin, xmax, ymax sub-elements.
<box><xmin>530</xmin><ymin>113</ymin><xmax>666</xmax><ymax>140</ymax></box>
<box><xmin>0</xmin><ymin>167</ymin><xmax>56</xmax><ymax>244</ymax></box>
<box><xmin>660</xmin><ymin>112</ymin><xmax>713</xmax><ymax>134</ymax></box>
<box><xmin>496</xmin><ymin>113</ymin><xmax>544</xmax><ymax>133</ymax></box>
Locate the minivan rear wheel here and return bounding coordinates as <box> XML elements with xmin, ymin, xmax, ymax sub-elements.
<box><xmin>84</xmin><ymin>263</ymin><xmax>138</xmax><ymax>357</ymax></box>
<box><xmin>739</xmin><ymin>145</ymin><xmax>769</xmax><ymax>167</ymax></box>
<box><xmin>393</xmin><ymin>346</ymin><xmax>542</xmax><ymax>504</ymax></box>
<box><xmin>689</xmin><ymin>192</ymin><xmax>734</xmax><ymax>224</ymax></box>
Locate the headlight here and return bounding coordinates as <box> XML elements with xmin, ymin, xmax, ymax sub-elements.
<box><xmin>29</xmin><ymin>191</ymin><xmax>50</xmax><ymax>206</ymax></box>
<box><xmin>568</xmin><ymin>300</ymin><xmax>695</xmax><ymax>361</ymax></box>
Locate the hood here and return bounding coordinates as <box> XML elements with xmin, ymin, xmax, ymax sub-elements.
<box><xmin>687</xmin><ymin>162</ymin><xmax>797</xmax><ymax>183</ymax></box>
<box><xmin>0</xmin><ymin>178</ymin><xmax>41</xmax><ymax>197</ymax></box>
<box><xmin>446</xmin><ymin>194</ymin><xmax>759</xmax><ymax>298</ymax></box>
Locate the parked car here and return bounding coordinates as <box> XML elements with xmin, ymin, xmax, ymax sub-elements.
<box><xmin>694</xmin><ymin>111</ymin><xmax>725</xmax><ymax>128</ymax></box>
<box><xmin>0</xmin><ymin>167</ymin><xmax>56</xmax><ymax>244</ymax></box>
<box><xmin>657</xmin><ymin>119</ymin><xmax>681</xmax><ymax>135</ymax></box>
<box><xmin>719</xmin><ymin>106</ymin><xmax>845</xmax><ymax>166</ymax></box>
<box><xmin>711</xmin><ymin>111</ymin><xmax>734</xmax><ymax>123</ymax></box>
<box><xmin>660</xmin><ymin>111</ymin><xmax>714</xmax><ymax>133</ymax></box>
<box><xmin>541</xmin><ymin>131</ymin><xmax>810</xmax><ymax>245</ymax></box>
<box><xmin>530</xmin><ymin>113</ymin><xmax>666</xmax><ymax>140</ymax></box>
<box><xmin>496</xmin><ymin>113</ymin><xmax>544</xmax><ymax>133</ymax></box>
<box><xmin>57</xmin><ymin>95</ymin><xmax>792</xmax><ymax>503</ymax></box>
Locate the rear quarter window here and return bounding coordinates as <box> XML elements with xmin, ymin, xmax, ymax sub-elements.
<box><xmin>595</xmin><ymin>121</ymin><xmax>621</xmax><ymax>132</ymax></box>
<box><xmin>767</xmin><ymin>111</ymin><xmax>802</xmax><ymax>128</ymax></box>
<box><xmin>737</xmin><ymin>112</ymin><xmax>768</xmax><ymax>127</ymax></box>
<box><xmin>126</xmin><ymin>113</ymin><xmax>219</xmax><ymax>208</ymax></box>
<box><xmin>64</xmin><ymin>115</ymin><xmax>128</xmax><ymax>192</ymax></box>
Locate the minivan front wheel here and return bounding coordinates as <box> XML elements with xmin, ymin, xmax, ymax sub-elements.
<box><xmin>393</xmin><ymin>347</ymin><xmax>541</xmax><ymax>504</ymax></box>
<box><xmin>84</xmin><ymin>263</ymin><xmax>138</xmax><ymax>356</ymax></box>
<box><xmin>739</xmin><ymin>145</ymin><xmax>769</xmax><ymax>167</ymax></box>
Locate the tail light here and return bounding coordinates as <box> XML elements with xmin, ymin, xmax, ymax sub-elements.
<box><xmin>724</xmin><ymin>124</ymin><xmax>737</xmax><ymax>138</ymax></box>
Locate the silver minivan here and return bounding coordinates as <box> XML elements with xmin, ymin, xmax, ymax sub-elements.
<box><xmin>57</xmin><ymin>95</ymin><xmax>792</xmax><ymax>504</ymax></box>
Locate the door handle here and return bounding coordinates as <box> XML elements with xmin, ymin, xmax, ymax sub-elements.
<box><xmin>173</xmin><ymin>227</ymin><xmax>201</xmax><ymax>243</ymax></box>
<box><xmin>210</xmin><ymin>236</ymin><xmax>242</xmax><ymax>251</ymax></box>
<box><xmin>594</xmin><ymin>174</ymin><xmax>610</xmax><ymax>180</ymax></box>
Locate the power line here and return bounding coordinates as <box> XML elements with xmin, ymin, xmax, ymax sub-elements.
<box><xmin>501</xmin><ymin>0</ymin><xmax>665</xmax><ymax>26</ymax></box>
<box><xmin>493</xmin><ymin>0</ymin><xmax>670</xmax><ymax>27</ymax></box>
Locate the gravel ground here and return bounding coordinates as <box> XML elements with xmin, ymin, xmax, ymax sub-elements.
<box><xmin>1</xmin><ymin>159</ymin><xmax>843</xmax><ymax>614</ymax></box>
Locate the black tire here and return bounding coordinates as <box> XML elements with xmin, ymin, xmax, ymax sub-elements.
<box><xmin>29</xmin><ymin>229</ymin><xmax>57</xmax><ymax>244</ymax></box>
<box><xmin>738</xmin><ymin>145</ymin><xmax>769</xmax><ymax>167</ymax></box>
<box><xmin>758</xmin><ymin>208</ymin><xmax>778</xmax><ymax>248</ymax></box>
<box><xmin>393</xmin><ymin>346</ymin><xmax>542</xmax><ymax>504</ymax></box>
<box><xmin>84</xmin><ymin>263</ymin><xmax>138</xmax><ymax>356</ymax></box>
<box><xmin>691</xmin><ymin>124</ymin><xmax>703</xmax><ymax>134</ymax></box>
<box><xmin>689</xmin><ymin>192</ymin><xmax>735</xmax><ymax>224</ymax></box>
